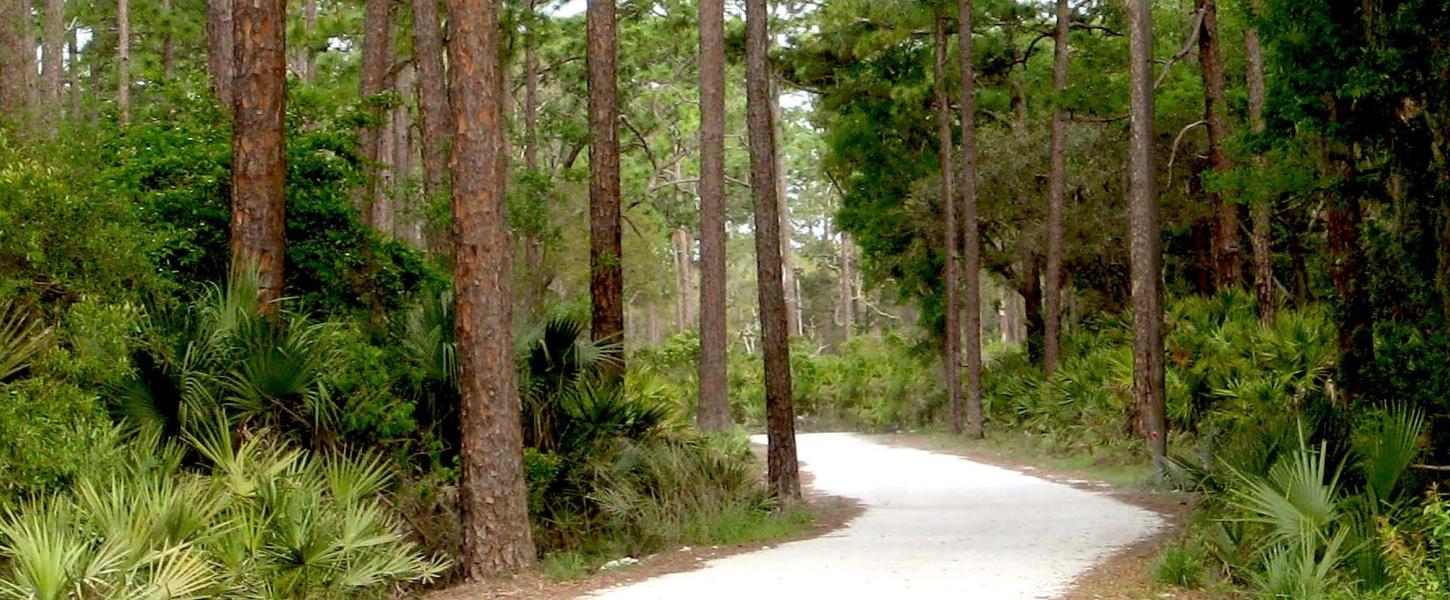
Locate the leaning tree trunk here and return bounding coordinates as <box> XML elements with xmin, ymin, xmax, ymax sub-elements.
<box><xmin>359</xmin><ymin>0</ymin><xmax>394</xmax><ymax>232</ymax></box>
<box><xmin>445</xmin><ymin>0</ymin><xmax>537</xmax><ymax>578</ymax></box>
<box><xmin>746</xmin><ymin>0</ymin><xmax>800</xmax><ymax>504</ymax></box>
<box><xmin>206</xmin><ymin>0</ymin><xmax>234</xmax><ymax>107</ymax></box>
<box><xmin>1245</xmin><ymin>1</ymin><xmax>1275</xmax><ymax>323</ymax></box>
<box><xmin>1198</xmin><ymin>0</ymin><xmax>1241</xmax><ymax>289</ymax></box>
<box><xmin>958</xmin><ymin>0</ymin><xmax>984</xmax><ymax>439</ymax></box>
<box><xmin>117</xmin><ymin>0</ymin><xmax>130</xmax><ymax>125</ymax></box>
<box><xmin>231</xmin><ymin>0</ymin><xmax>288</xmax><ymax>310</ymax></box>
<box><xmin>696</xmin><ymin>0</ymin><xmax>730</xmax><ymax>432</ymax></box>
<box><xmin>412</xmin><ymin>0</ymin><xmax>452</xmax><ymax>252</ymax></box>
<box><xmin>588</xmin><ymin>0</ymin><xmax>624</xmax><ymax>371</ymax></box>
<box><xmin>1128</xmin><ymin>0</ymin><xmax>1167</xmax><ymax>469</ymax></box>
<box><xmin>933</xmin><ymin>13</ymin><xmax>964</xmax><ymax>435</ymax></box>
<box><xmin>1044</xmin><ymin>0</ymin><xmax>1070</xmax><ymax>376</ymax></box>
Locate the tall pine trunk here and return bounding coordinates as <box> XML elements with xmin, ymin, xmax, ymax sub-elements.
<box><xmin>300</xmin><ymin>0</ymin><xmax>316</xmax><ymax>83</ymax></box>
<box><xmin>958</xmin><ymin>0</ymin><xmax>984</xmax><ymax>439</ymax></box>
<box><xmin>771</xmin><ymin>83</ymin><xmax>803</xmax><ymax>337</ymax></box>
<box><xmin>588</xmin><ymin>0</ymin><xmax>624</xmax><ymax>369</ymax></box>
<box><xmin>161</xmin><ymin>0</ymin><xmax>174</xmax><ymax>78</ymax></box>
<box><xmin>746</xmin><ymin>0</ymin><xmax>800</xmax><ymax>503</ymax></box>
<box><xmin>117</xmin><ymin>0</ymin><xmax>130</xmax><ymax>125</ymax></box>
<box><xmin>522</xmin><ymin>0</ymin><xmax>544</xmax><ymax>315</ymax></box>
<box><xmin>359</xmin><ymin>0</ymin><xmax>394</xmax><ymax>232</ymax></box>
<box><xmin>42</xmin><ymin>0</ymin><xmax>63</xmax><ymax>132</ymax></box>
<box><xmin>1245</xmin><ymin>2</ymin><xmax>1275</xmax><ymax>322</ymax></box>
<box><xmin>933</xmin><ymin>13</ymin><xmax>964</xmax><ymax>435</ymax></box>
<box><xmin>230</xmin><ymin>0</ymin><xmax>288</xmax><ymax>309</ymax></box>
<box><xmin>696</xmin><ymin>0</ymin><xmax>729</xmax><ymax>431</ymax></box>
<box><xmin>1128</xmin><ymin>0</ymin><xmax>1167</xmax><ymax>468</ymax></box>
<box><xmin>391</xmin><ymin>62</ymin><xmax>421</xmax><ymax>247</ymax></box>
<box><xmin>412</xmin><ymin>0</ymin><xmax>451</xmax><ymax>252</ymax></box>
<box><xmin>206</xmin><ymin>0</ymin><xmax>234</xmax><ymax>106</ymax></box>
<box><xmin>1198</xmin><ymin>0</ymin><xmax>1240</xmax><ymax>289</ymax></box>
<box><xmin>445</xmin><ymin>0</ymin><xmax>536</xmax><ymax>578</ymax></box>
<box><xmin>671</xmin><ymin>227</ymin><xmax>696</xmax><ymax>332</ymax></box>
<box><xmin>1044</xmin><ymin>0</ymin><xmax>1069</xmax><ymax>376</ymax></box>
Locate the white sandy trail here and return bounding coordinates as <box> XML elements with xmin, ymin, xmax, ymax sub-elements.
<box><xmin>587</xmin><ymin>432</ymin><xmax>1162</xmax><ymax>600</ymax></box>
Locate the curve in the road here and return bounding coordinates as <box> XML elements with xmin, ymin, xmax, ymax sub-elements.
<box><xmin>587</xmin><ymin>432</ymin><xmax>1162</xmax><ymax>600</ymax></box>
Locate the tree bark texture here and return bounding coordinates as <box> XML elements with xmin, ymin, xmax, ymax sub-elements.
<box><xmin>161</xmin><ymin>0</ymin><xmax>175</xmax><ymax>78</ymax></box>
<box><xmin>1044</xmin><ymin>0</ymin><xmax>1070</xmax><ymax>376</ymax></box>
<box><xmin>696</xmin><ymin>0</ymin><xmax>729</xmax><ymax>432</ymax></box>
<box><xmin>1197</xmin><ymin>0</ymin><xmax>1240</xmax><ymax>290</ymax></box>
<box><xmin>444</xmin><ymin>0</ymin><xmax>537</xmax><ymax>578</ymax></box>
<box><xmin>206</xmin><ymin>0</ymin><xmax>235</xmax><ymax>107</ymax></box>
<box><xmin>117</xmin><ymin>0</ymin><xmax>131</xmax><ymax>125</ymax></box>
<box><xmin>671</xmin><ymin>227</ymin><xmax>697</xmax><ymax>333</ymax></box>
<box><xmin>0</xmin><ymin>0</ymin><xmax>25</xmax><ymax>124</ymax></box>
<box><xmin>1245</xmin><ymin>5</ymin><xmax>1275</xmax><ymax>323</ymax></box>
<box><xmin>933</xmin><ymin>14</ymin><xmax>964</xmax><ymax>436</ymax></box>
<box><xmin>588</xmin><ymin>0</ymin><xmax>625</xmax><ymax>364</ymax></box>
<box><xmin>391</xmin><ymin>62</ymin><xmax>422</xmax><ymax>247</ymax></box>
<box><xmin>359</xmin><ymin>0</ymin><xmax>394</xmax><ymax>232</ymax></box>
<box><xmin>42</xmin><ymin>0</ymin><xmax>64</xmax><ymax>130</ymax></box>
<box><xmin>958</xmin><ymin>0</ymin><xmax>984</xmax><ymax>439</ymax></box>
<box><xmin>1128</xmin><ymin>0</ymin><xmax>1167</xmax><ymax>468</ymax></box>
<box><xmin>300</xmin><ymin>0</ymin><xmax>316</xmax><ymax>83</ymax></box>
<box><xmin>746</xmin><ymin>0</ymin><xmax>800</xmax><ymax>503</ymax></box>
<box><xmin>230</xmin><ymin>0</ymin><xmax>288</xmax><ymax>309</ymax></box>
<box><xmin>412</xmin><ymin>0</ymin><xmax>452</xmax><ymax>251</ymax></box>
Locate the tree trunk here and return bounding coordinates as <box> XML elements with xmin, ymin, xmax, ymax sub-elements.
<box><xmin>839</xmin><ymin>232</ymin><xmax>857</xmax><ymax>338</ymax></box>
<box><xmin>588</xmin><ymin>0</ymin><xmax>624</xmax><ymax>369</ymax></box>
<box><xmin>117</xmin><ymin>0</ymin><xmax>130</xmax><ymax>125</ymax></box>
<box><xmin>0</xmin><ymin>0</ymin><xmax>22</xmax><ymax>124</ymax></box>
<box><xmin>359</xmin><ymin>0</ymin><xmax>394</xmax><ymax>232</ymax></box>
<box><xmin>521</xmin><ymin>0</ymin><xmax>544</xmax><ymax>316</ymax></box>
<box><xmin>696</xmin><ymin>0</ymin><xmax>729</xmax><ymax>432</ymax></box>
<box><xmin>1021</xmin><ymin>258</ymin><xmax>1045</xmax><ymax>363</ymax></box>
<box><xmin>1245</xmin><ymin>4</ymin><xmax>1275</xmax><ymax>323</ymax></box>
<box><xmin>933</xmin><ymin>13</ymin><xmax>964</xmax><ymax>436</ymax></box>
<box><xmin>206</xmin><ymin>0</ymin><xmax>235</xmax><ymax>107</ymax></box>
<box><xmin>1197</xmin><ymin>0</ymin><xmax>1240</xmax><ymax>289</ymax></box>
<box><xmin>957</xmin><ymin>0</ymin><xmax>984</xmax><ymax>439</ymax></box>
<box><xmin>161</xmin><ymin>0</ymin><xmax>175</xmax><ymax>78</ymax></box>
<box><xmin>671</xmin><ymin>227</ymin><xmax>696</xmax><ymax>333</ymax></box>
<box><xmin>42</xmin><ymin>0</ymin><xmax>63</xmax><ymax>132</ymax></box>
<box><xmin>1128</xmin><ymin>0</ymin><xmax>1166</xmax><ymax>469</ymax></box>
<box><xmin>300</xmin><ymin>0</ymin><xmax>316</xmax><ymax>83</ymax></box>
<box><xmin>746</xmin><ymin>0</ymin><xmax>800</xmax><ymax>504</ymax></box>
<box><xmin>412</xmin><ymin>0</ymin><xmax>451</xmax><ymax>252</ymax></box>
<box><xmin>1325</xmin><ymin>102</ymin><xmax>1373</xmax><ymax>401</ymax></box>
<box><xmin>230</xmin><ymin>0</ymin><xmax>288</xmax><ymax>309</ymax></box>
<box><xmin>771</xmin><ymin>83</ymin><xmax>803</xmax><ymax>338</ymax></box>
<box><xmin>392</xmin><ymin>62</ymin><xmax>422</xmax><ymax>247</ymax></box>
<box><xmin>1044</xmin><ymin>0</ymin><xmax>1069</xmax><ymax>376</ymax></box>
<box><xmin>67</xmin><ymin>26</ymin><xmax>78</xmax><ymax>121</ymax></box>
<box><xmin>445</xmin><ymin>0</ymin><xmax>536</xmax><ymax>578</ymax></box>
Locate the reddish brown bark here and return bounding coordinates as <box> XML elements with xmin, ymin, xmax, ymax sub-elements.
<box><xmin>588</xmin><ymin>0</ymin><xmax>624</xmax><ymax>366</ymax></box>
<box><xmin>933</xmin><ymin>13</ymin><xmax>964</xmax><ymax>435</ymax></box>
<box><xmin>1044</xmin><ymin>0</ymin><xmax>1069</xmax><ymax>376</ymax></box>
<box><xmin>359</xmin><ymin>0</ymin><xmax>394</xmax><ymax>232</ymax></box>
<box><xmin>1198</xmin><ymin>0</ymin><xmax>1241</xmax><ymax>289</ymax></box>
<box><xmin>206</xmin><ymin>0</ymin><xmax>235</xmax><ymax>107</ymax></box>
<box><xmin>1128</xmin><ymin>0</ymin><xmax>1166</xmax><ymax>468</ymax></box>
<box><xmin>445</xmin><ymin>0</ymin><xmax>536</xmax><ymax>578</ymax></box>
<box><xmin>412</xmin><ymin>0</ymin><xmax>452</xmax><ymax>252</ymax></box>
<box><xmin>697</xmin><ymin>0</ymin><xmax>730</xmax><ymax>432</ymax></box>
<box><xmin>230</xmin><ymin>0</ymin><xmax>288</xmax><ymax>309</ymax></box>
<box><xmin>746</xmin><ymin>0</ymin><xmax>800</xmax><ymax>503</ymax></box>
<box><xmin>0</xmin><ymin>0</ymin><xmax>24</xmax><ymax>123</ymax></box>
<box><xmin>958</xmin><ymin>0</ymin><xmax>984</xmax><ymax>439</ymax></box>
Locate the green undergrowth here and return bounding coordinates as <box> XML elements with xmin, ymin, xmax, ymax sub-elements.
<box><xmin>899</xmin><ymin>429</ymin><xmax>1156</xmax><ymax>489</ymax></box>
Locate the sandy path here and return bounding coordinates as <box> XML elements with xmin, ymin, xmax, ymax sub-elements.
<box><xmin>586</xmin><ymin>432</ymin><xmax>1162</xmax><ymax>600</ymax></box>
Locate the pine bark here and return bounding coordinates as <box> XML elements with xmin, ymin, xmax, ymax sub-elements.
<box><xmin>1128</xmin><ymin>0</ymin><xmax>1167</xmax><ymax>468</ymax></box>
<box><xmin>839</xmin><ymin>233</ymin><xmax>857</xmax><ymax>337</ymax></box>
<box><xmin>771</xmin><ymin>84</ymin><xmax>803</xmax><ymax>337</ymax></box>
<box><xmin>117</xmin><ymin>0</ymin><xmax>131</xmax><ymax>125</ymax></box>
<box><xmin>206</xmin><ymin>0</ymin><xmax>235</xmax><ymax>107</ymax></box>
<box><xmin>392</xmin><ymin>63</ymin><xmax>421</xmax><ymax>247</ymax></box>
<box><xmin>359</xmin><ymin>0</ymin><xmax>394</xmax><ymax>232</ymax></box>
<box><xmin>0</xmin><ymin>0</ymin><xmax>26</xmax><ymax>125</ymax></box>
<box><xmin>746</xmin><ymin>0</ymin><xmax>800</xmax><ymax>503</ymax></box>
<box><xmin>588</xmin><ymin>0</ymin><xmax>624</xmax><ymax>367</ymax></box>
<box><xmin>696</xmin><ymin>0</ymin><xmax>729</xmax><ymax>432</ymax></box>
<box><xmin>1198</xmin><ymin>0</ymin><xmax>1240</xmax><ymax>289</ymax></box>
<box><xmin>300</xmin><ymin>0</ymin><xmax>316</xmax><ymax>83</ymax></box>
<box><xmin>957</xmin><ymin>0</ymin><xmax>984</xmax><ymax>439</ymax></box>
<box><xmin>230</xmin><ymin>0</ymin><xmax>288</xmax><ymax>309</ymax></box>
<box><xmin>445</xmin><ymin>0</ymin><xmax>536</xmax><ymax>578</ymax></box>
<box><xmin>41</xmin><ymin>0</ymin><xmax>63</xmax><ymax>132</ymax></box>
<box><xmin>412</xmin><ymin>0</ymin><xmax>451</xmax><ymax>251</ymax></box>
<box><xmin>1245</xmin><ymin>5</ymin><xmax>1275</xmax><ymax>323</ymax></box>
<box><xmin>933</xmin><ymin>14</ymin><xmax>964</xmax><ymax>435</ymax></box>
<box><xmin>1044</xmin><ymin>0</ymin><xmax>1069</xmax><ymax>376</ymax></box>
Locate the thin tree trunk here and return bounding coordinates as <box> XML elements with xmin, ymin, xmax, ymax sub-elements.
<box><xmin>522</xmin><ymin>0</ymin><xmax>545</xmax><ymax>316</ymax></box>
<box><xmin>746</xmin><ymin>0</ymin><xmax>800</xmax><ymax>504</ymax></box>
<box><xmin>1198</xmin><ymin>0</ymin><xmax>1240</xmax><ymax>289</ymax></box>
<box><xmin>161</xmin><ymin>0</ymin><xmax>175</xmax><ymax>78</ymax></box>
<box><xmin>839</xmin><ymin>232</ymin><xmax>857</xmax><ymax>338</ymax></box>
<box><xmin>392</xmin><ymin>62</ymin><xmax>422</xmax><ymax>247</ymax></box>
<box><xmin>117</xmin><ymin>0</ymin><xmax>130</xmax><ymax>125</ymax></box>
<box><xmin>696</xmin><ymin>0</ymin><xmax>729</xmax><ymax>432</ymax></box>
<box><xmin>42</xmin><ymin>0</ymin><xmax>64</xmax><ymax>132</ymax></box>
<box><xmin>1245</xmin><ymin>3</ymin><xmax>1275</xmax><ymax>323</ymax></box>
<box><xmin>933</xmin><ymin>13</ymin><xmax>963</xmax><ymax>436</ymax></box>
<box><xmin>301</xmin><ymin>0</ymin><xmax>317</xmax><ymax>83</ymax></box>
<box><xmin>206</xmin><ymin>0</ymin><xmax>235</xmax><ymax>106</ymax></box>
<box><xmin>412</xmin><ymin>0</ymin><xmax>451</xmax><ymax>252</ymax></box>
<box><xmin>588</xmin><ymin>0</ymin><xmax>624</xmax><ymax>369</ymax></box>
<box><xmin>359</xmin><ymin>0</ymin><xmax>394</xmax><ymax>232</ymax></box>
<box><xmin>1325</xmin><ymin>102</ymin><xmax>1373</xmax><ymax>401</ymax></box>
<box><xmin>771</xmin><ymin>83</ymin><xmax>803</xmax><ymax>338</ymax></box>
<box><xmin>68</xmin><ymin>27</ymin><xmax>79</xmax><ymax>120</ymax></box>
<box><xmin>1044</xmin><ymin>0</ymin><xmax>1069</xmax><ymax>376</ymax></box>
<box><xmin>230</xmin><ymin>0</ymin><xmax>288</xmax><ymax>309</ymax></box>
<box><xmin>445</xmin><ymin>0</ymin><xmax>536</xmax><ymax>578</ymax></box>
<box><xmin>958</xmin><ymin>0</ymin><xmax>984</xmax><ymax>439</ymax></box>
<box><xmin>1021</xmin><ymin>258</ymin><xmax>1045</xmax><ymax>362</ymax></box>
<box><xmin>1128</xmin><ymin>0</ymin><xmax>1166</xmax><ymax>469</ymax></box>
<box><xmin>671</xmin><ymin>227</ymin><xmax>696</xmax><ymax>332</ymax></box>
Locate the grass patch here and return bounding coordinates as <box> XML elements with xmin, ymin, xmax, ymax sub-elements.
<box><xmin>1152</xmin><ymin>542</ymin><xmax>1206</xmax><ymax>589</ymax></box>
<box><xmin>895</xmin><ymin>429</ymin><xmax>1155</xmax><ymax>488</ymax></box>
<box><xmin>705</xmin><ymin>505</ymin><xmax>816</xmax><ymax>546</ymax></box>
<box><xmin>541</xmin><ymin>551</ymin><xmax>593</xmax><ymax>581</ymax></box>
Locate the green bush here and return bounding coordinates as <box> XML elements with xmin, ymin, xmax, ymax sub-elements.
<box><xmin>0</xmin><ymin>379</ymin><xmax>114</xmax><ymax>509</ymax></box>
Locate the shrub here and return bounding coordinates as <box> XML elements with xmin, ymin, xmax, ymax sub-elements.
<box><xmin>1152</xmin><ymin>541</ymin><xmax>1206</xmax><ymax>589</ymax></box>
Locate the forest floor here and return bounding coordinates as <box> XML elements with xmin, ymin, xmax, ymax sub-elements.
<box><xmin>436</xmin><ymin>432</ymin><xmax>1210</xmax><ymax>599</ymax></box>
